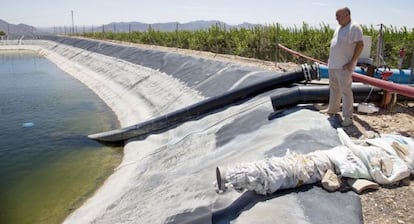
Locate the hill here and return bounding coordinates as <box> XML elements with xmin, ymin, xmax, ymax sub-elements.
<box><xmin>86</xmin><ymin>20</ymin><xmax>260</xmax><ymax>33</ymax></box>
<box><xmin>0</xmin><ymin>19</ymin><xmax>260</xmax><ymax>35</ymax></box>
<box><xmin>0</xmin><ymin>19</ymin><xmax>38</xmax><ymax>37</ymax></box>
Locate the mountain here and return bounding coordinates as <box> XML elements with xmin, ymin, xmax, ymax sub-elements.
<box><xmin>91</xmin><ymin>20</ymin><xmax>260</xmax><ymax>33</ymax></box>
<box><xmin>0</xmin><ymin>19</ymin><xmax>261</xmax><ymax>36</ymax></box>
<box><xmin>0</xmin><ymin>19</ymin><xmax>38</xmax><ymax>37</ymax></box>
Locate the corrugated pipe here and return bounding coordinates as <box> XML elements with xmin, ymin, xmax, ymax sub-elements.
<box><xmin>270</xmin><ymin>84</ymin><xmax>383</xmax><ymax>112</ymax></box>
<box><xmin>89</xmin><ymin>63</ymin><xmax>320</xmax><ymax>144</ymax></box>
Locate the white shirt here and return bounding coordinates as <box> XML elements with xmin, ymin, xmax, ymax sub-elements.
<box><xmin>328</xmin><ymin>21</ymin><xmax>363</xmax><ymax>69</ymax></box>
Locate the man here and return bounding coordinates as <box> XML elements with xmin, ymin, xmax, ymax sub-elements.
<box><xmin>326</xmin><ymin>7</ymin><xmax>364</xmax><ymax>127</ymax></box>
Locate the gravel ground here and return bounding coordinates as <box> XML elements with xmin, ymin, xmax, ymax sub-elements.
<box><xmin>101</xmin><ymin>39</ymin><xmax>414</xmax><ymax>224</ymax></box>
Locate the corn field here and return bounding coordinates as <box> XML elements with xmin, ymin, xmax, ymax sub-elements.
<box><xmin>80</xmin><ymin>23</ymin><xmax>414</xmax><ymax>68</ymax></box>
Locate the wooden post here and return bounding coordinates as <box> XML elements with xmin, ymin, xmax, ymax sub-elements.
<box><xmin>375</xmin><ymin>24</ymin><xmax>384</xmax><ymax>67</ymax></box>
<box><xmin>129</xmin><ymin>24</ymin><xmax>131</xmax><ymax>41</ymax></box>
<box><xmin>275</xmin><ymin>23</ymin><xmax>279</xmax><ymax>67</ymax></box>
<box><xmin>410</xmin><ymin>49</ymin><xmax>414</xmax><ymax>84</ymax></box>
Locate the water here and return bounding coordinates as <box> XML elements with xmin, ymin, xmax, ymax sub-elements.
<box><xmin>0</xmin><ymin>50</ymin><xmax>122</xmax><ymax>224</ymax></box>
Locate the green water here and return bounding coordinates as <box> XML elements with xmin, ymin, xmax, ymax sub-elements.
<box><xmin>0</xmin><ymin>50</ymin><xmax>122</xmax><ymax>224</ymax></box>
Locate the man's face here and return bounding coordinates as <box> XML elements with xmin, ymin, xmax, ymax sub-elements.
<box><xmin>336</xmin><ymin>10</ymin><xmax>349</xmax><ymax>26</ymax></box>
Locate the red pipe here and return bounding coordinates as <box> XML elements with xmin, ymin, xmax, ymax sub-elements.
<box><xmin>277</xmin><ymin>43</ymin><xmax>414</xmax><ymax>98</ymax></box>
<box><xmin>352</xmin><ymin>73</ymin><xmax>414</xmax><ymax>98</ymax></box>
<box><xmin>277</xmin><ymin>43</ymin><xmax>326</xmax><ymax>65</ymax></box>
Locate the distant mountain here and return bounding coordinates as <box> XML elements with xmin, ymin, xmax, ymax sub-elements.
<box><xmin>88</xmin><ymin>20</ymin><xmax>261</xmax><ymax>33</ymax></box>
<box><xmin>0</xmin><ymin>19</ymin><xmax>38</xmax><ymax>37</ymax></box>
<box><xmin>0</xmin><ymin>19</ymin><xmax>261</xmax><ymax>36</ymax></box>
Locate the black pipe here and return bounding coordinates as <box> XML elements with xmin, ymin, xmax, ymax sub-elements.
<box><xmin>89</xmin><ymin>63</ymin><xmax>321</xmax><ymax>144</ymax></box>
<box><xmin>271</xmin><ymin>84</ymin><xmax>383</xmax><ymax>112</ymax></box>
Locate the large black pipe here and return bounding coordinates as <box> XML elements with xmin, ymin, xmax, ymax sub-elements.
<box><xmin>271</xmin><ymin>84</ymin><xmax>383</xmax><ymax>112</ymax></box>
<box><xmin>89</xmin><ymin>64</ymin><xmax>320</xmax><ymax>144</ymax></box>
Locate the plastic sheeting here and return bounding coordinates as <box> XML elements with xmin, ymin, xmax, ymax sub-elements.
<box><xmin>220</xmin><ymin>128</ymin><xmax>414</xmax><ymax>195</ymax></box>
<box><xmin>10</xmin><ymin>38</ymin><xmax>365</xmax><ymax>224</ymax></box>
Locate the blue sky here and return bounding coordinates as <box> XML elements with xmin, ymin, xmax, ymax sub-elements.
<box><xmin>2</xmin><ymin>0</ymin><xmax>413</xmax><ymax>28</ymax></box>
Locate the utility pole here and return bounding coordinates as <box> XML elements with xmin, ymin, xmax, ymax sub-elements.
<box><xmin>71</xmin><ymin>10</ymin><xmax>75</xmax><ymax>34</ymax></box>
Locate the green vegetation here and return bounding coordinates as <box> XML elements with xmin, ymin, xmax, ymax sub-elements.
<box><xmin>80</xmin><ymin>23</ymin><xmax>414</xmax><ymax>68</ymax></box>
<box><xmin>0</xmin><ymin>30</ymin><xmax>6</xmax><ymax>36</ymax></box>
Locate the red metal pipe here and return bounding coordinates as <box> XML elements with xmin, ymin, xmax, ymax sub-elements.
<box><xmin>277</xmin><ymin>43</ymin><xmax>414</xmax><ymax>98</ymax></box>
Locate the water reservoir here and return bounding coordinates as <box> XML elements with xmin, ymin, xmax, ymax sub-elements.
<box><xmin>0</xmin><ymin>50</ymin><xmax>122</xmax><ymax>224</ymax></box>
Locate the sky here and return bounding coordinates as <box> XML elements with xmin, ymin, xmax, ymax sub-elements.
<box><xmin>1</xmin><ymin>0</ymin><xmax>413</xmax><ymax>28</ymax></box>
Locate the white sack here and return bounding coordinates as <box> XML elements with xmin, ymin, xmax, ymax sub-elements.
<box><xmin>322</xmin><ymin>145</ymin><xmax>371</xmax><ymax>179</ymax></box>
<box><xmin>338</xmin><ymin>128</ymin><xmax>411</xmax><ymax>184</ymax></box>
<box><xmin>220</xmin><ymin>129</ymin><xmax>413</xmax><ymax>195</ymax></box>
<box><xmin>368</xmin><ymin>134</ymin><xmax>414</xmax><ymax>173</ymax></box>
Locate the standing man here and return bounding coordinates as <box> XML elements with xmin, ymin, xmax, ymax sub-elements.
<box><xmin>326</xmin><ymin>7</ymin><xmax>364</xmax><ymax>127</ymax></box>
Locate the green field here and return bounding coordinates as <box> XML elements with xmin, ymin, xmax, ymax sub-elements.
<box><xmin>80</xmin><ymin>23</ymin><xmax>414</xmax><ymax>68</ymax></box>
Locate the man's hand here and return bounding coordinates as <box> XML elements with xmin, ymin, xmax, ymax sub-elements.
<box><xmin>343</xmin><ymin>40</ymin><xmax>364</xmax><ymax>72</ymax></box>
<box><xmin>342</xmin><ymin>62</ymin><xmax>354</xmax><ymax>71</ymax></box>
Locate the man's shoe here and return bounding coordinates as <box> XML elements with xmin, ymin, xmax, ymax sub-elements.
<box><xmin>341</xmin><ymin>118</ymin><xmax>353</xmax><ymax>127</ymax></box>
<box><xmin>319</xmin><ymin>108</ymin><xmax>338</xmax><ymax>116</ymax></box>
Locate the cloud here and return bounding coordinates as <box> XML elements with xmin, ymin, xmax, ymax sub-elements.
<box><xmin>312</xmin><ymin>2</ymin><xmax>328</xmax><ymax>6</ymax></box>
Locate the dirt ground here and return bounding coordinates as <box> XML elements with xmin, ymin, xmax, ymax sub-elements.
<box><xmin>106</xmin><ymin>39</ymin><xmax>413</xmax><ymax>224</ymax></box>
<box><xmin>348</xmin><ymin>104</ymin><xmax>414</xmax><ymax>224</ymax></box>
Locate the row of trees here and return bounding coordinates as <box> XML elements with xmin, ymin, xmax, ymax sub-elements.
<box><xmin>79</xmin><ymin>23</ymin><xmax>414</xmax><ymax>68</ymax></box>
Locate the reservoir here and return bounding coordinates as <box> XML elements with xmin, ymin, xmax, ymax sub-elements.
<box><xmin>0</xmin><ymin>50</ymin><xmax>122</xmax><ymax>224</ymax></box>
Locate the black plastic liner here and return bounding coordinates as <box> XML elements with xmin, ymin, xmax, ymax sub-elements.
<box><xmin>89</xmin><ymin>65</ymin><xmax>320</xmax><ymax>144</ymax></box>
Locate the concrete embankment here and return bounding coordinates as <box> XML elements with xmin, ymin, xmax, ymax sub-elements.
<box><xmin>1</xmin><ymin>38</ymin><xmax>363</xmax><ymax>224</ymax></box>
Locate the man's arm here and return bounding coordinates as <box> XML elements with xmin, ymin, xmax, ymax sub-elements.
<box><xmin>343</xmin><ymin>40</ymin><xmax>364</xmax><ymax>71</ymax></box>
<box><xmin>351</xmin><ymin>40</ymin><xmax>364</xmax><ymax>64</ymax></box>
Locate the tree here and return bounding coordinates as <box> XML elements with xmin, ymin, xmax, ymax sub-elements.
<box><xmin>0</xmin><ymin>30</ymin><xmax>6</xmax><ymax>36</ymax></box>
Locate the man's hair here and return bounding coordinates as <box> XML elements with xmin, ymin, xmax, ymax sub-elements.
<box><xmin>342</xmin><ymin>7</ymin><xmax>351</xmax><ymax>16</ymax></box>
